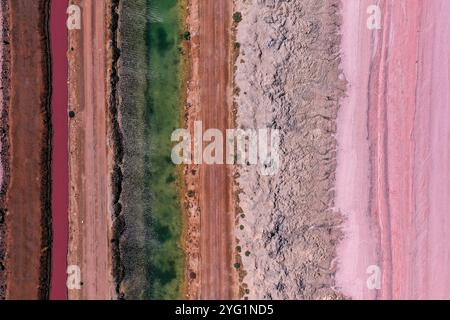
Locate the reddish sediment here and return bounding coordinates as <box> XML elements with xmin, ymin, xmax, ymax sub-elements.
<box><xmin>4</xmin><ymin>0</ymin><xmax>51</xmax><ymax>299</ymax></box>
<box><xmin>0</xmin><ymin>0</ymin><xmax>10</xmax><ymax>299</ymax></box>
<box><xmin>184</xmin><ymin>0</ymin><xmax>237</xmax><ymax>299</ymax></box>
<box><xmin>336</xmin><ymin>0</ymin><xmax>450</xmax><ymax>299</ymax></box>
<box><xmin>49</xmin><ymin>0</ymin><xmax>69</xmax><ymax>300</ymax></box>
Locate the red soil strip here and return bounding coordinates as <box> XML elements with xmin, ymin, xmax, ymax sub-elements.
<box><xmin>184</xmin><ymin>0</ymin><xmax>236</xmax><ymax>299</ymax></box>
<box><xmin>336</xmin><ymin>0</ymin><xmax>450</xmax><ymax>299</ymax></box>
<box><xmin>197</xmin><ymin>0</ymin><xmax>235</xmax><ymax>299</ymax></box>
<box><xmin>5</xmin><ymin>0</ymin><xmax>51</xmax><ymax>299</ymax></box>
<box><xmin>49</xmin><ymin>0</ymin><xmax>68</xmax><ymax>300</ymax></box>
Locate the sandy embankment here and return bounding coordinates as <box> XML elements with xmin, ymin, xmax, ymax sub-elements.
<box><xmin>234</xmin><ymin>0</ymin><xmax>346</xmax><ymax>299</ymax></box>
<box><xmin>184</xmin><ymin>0</ymin><xmax>202</xmax><ymax>299</ymax></box>
<box><xmin>4</xmin><ymin>0</ymin><xmax>52</xmax><ymax>299</ymax></box>
<box><xmin>68</xmin><ymin>0</ymin><xmax>115</xmax><ymax>300</ymax></box>
<box><xmin>336</xmin><ymin>0</ymin><xmax>450</xmax><ymax>299</ymax></box>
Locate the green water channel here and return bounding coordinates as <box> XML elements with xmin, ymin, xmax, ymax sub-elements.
<box><xmin>119</xmin><ymin>0</ymin><xmax>185</xmax><ymax>299</ymax></box>
<box><xmin>145</xmin><ymin>0</ymin><xmax>184</xmax><ymax>300</ymax></box>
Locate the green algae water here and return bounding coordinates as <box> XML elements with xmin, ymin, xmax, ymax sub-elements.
<box><xmin>117</xmin><ymin>0</ymin><xmax>184</xmax><ymax>299</ymax></box>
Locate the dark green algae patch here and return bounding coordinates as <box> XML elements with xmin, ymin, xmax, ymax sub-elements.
<box><xmin>115</xmin><ymin>0</ymin><xmax>186</xmax><ymax>299</ymax></box>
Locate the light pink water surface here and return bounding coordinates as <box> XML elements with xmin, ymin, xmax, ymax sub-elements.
<box><xmin>336</xmin><ymin>0</ymin><xmax>450</xmax><ymax>299</ymax></box>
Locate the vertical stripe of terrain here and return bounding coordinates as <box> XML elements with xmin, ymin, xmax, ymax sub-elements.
<box><xmin>50</xmin><ymin>0</ymin><xmax>68</xmax><ymax>300</ymax></box>
<box><xmin>118</xmin><ymin>0</ymin><xmax>184</xmax><ymax>299</ymax></box>
<box><xmin>336</xmin><ymin>0</ymin><xmax>450</xmax><ymax>299</ymax></box>
<box><xmin>146</xmin><ymin>0</ymin><xmax>185</xmax><ymax>299</ymax></box>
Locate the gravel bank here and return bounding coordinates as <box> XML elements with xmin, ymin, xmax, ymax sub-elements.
<box><xmin>234</xmin><ymin>0</ymin><xmax>346</xmax><ymax>299</ymax></box>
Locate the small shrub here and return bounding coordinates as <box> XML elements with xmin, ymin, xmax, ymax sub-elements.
<box><xmin>182</xmin><ymin>31</ymin><xmax>191</xmax><ymax>41</ymax></box>
<box><xmin>187</xmin><ymin>190</ymin><xmax>195</xmax><ymax>198</ymax></box>
<box><xmin>233</xmin><ymin>12</ymin><xmax>242</xmax><ymax>24</ymax></box>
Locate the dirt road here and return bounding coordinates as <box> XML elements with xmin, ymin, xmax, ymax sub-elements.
<box><xmin>197</xmin><ymin>0</ymin><xmax>235</xmax><ymax>299</ymax></box>
<box><xmin>5</xmin><ymin>0</ymin><xmax>51</xmax><ymax>299</ymax></box>
<box><xmin>68</xmin><ymin>0</ymin><xmax>114</xmax><ymax>300</ymax></box>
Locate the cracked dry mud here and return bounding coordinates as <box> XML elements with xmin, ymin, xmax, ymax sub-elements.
<box><xmin>234</xmin><ymin>0</ymin><xmax>346</xmax><ymax>299</ymax></box>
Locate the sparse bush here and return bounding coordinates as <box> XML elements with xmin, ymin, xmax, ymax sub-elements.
<box><xmin>187</xmin><ymin>190</ymin><xmax>195</xmax><ymax>198</ymax></box>
<box><xmin>182</xmin><ymin>31</ymin><xmax>191</xmax><ymax>41</ymax></box>
<box><xmin>233</xmin><ymin>12</ymin><xmax>242</xmax><ymax>24</ymax></box>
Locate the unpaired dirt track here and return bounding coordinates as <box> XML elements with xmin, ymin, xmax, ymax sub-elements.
<box><xmin>197</xmin><ymin>0</ymin><xmax>235</xmax><ymax>299</ymax></box>
<box><xmin>5</xmin><ymin>0</ymin><xmax>51</xmax><ymax>300</ymax></box>
<box><xmin>68</xmin><ymin>0</ymin><xmax>114</xmax><ymax>300</ymax></box>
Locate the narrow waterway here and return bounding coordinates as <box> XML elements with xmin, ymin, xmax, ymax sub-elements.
<box><xmin>49</xmin><ymin>0</ymin><xmax>69</xmax><ymax>300</ymax></box>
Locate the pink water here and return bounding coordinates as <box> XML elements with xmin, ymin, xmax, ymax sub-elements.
<box><xmin>336</xmin><ymin>0</ymin><xmax>450</xmax><ymax>299</ymax></box>
<box><xmin>49</xmin><ymin>0</ymin><xmax>69</xmax><ymax>300</ymax></box>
